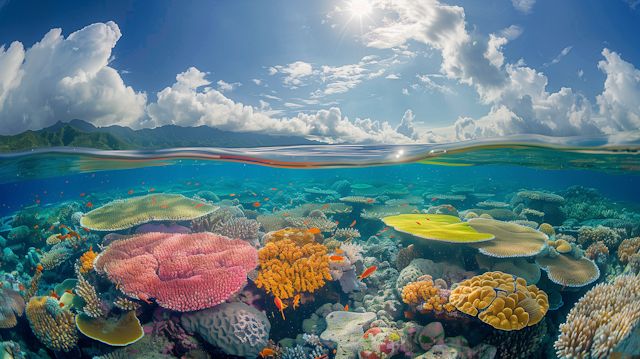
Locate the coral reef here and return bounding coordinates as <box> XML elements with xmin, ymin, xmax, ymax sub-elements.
<box><xmin>75</xmin><ymin>275</ymin><xmax>104</xmax><ymax>318</ymax></box>
<box><xmin>448</xmin><ymin>271</ymin><xmax>549</xmax><ymax>331</ymax></box>
<box><xmin>26</xmin><ymin>296</ymin><xmax>78</xmax><ymax>352</ymax></box>
<box><xmin>94</xmin><ymin>232</ymin><xmax>258</xmax><ymax>311</ymax></box>
<box><xmin>555</xmin><ymin>273</ymin><xmax>640</xmax><ymax>359</ymax></box>
<box><xmin>81</xmin><ymin>194</ymin><xmax>217</xmax><ymax>231</ymax></box>
<box><xmin>255</xmin><ymin>228</ymin><xmax>331</xmax><ymax>299</ymax></box>
<box><xmin>618</xmin><ymin>237</ymin><xmax>640</xmax><ymax>264</ymax></box>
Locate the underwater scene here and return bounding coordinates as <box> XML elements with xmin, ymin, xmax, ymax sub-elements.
<box><xmin>0</xmin><ymin>139</ymin><xmax>639</xmax><ymax>359</ymax></box>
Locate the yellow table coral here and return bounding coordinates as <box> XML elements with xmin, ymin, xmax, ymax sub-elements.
<box><xmin>449</xmin><ymin>271</ymin><xmax>549</xmax><ymax>331</ymax></box>
<box><xmin>256</xmin><ymin>228</ymin><xmax>331</xmax><ymax>299</ymax></box>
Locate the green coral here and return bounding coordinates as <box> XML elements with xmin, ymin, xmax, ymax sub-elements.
<box><xmin>381</xmin><ymin>214</ymin><xmax>494</xmax><ymax>243</ymax></box>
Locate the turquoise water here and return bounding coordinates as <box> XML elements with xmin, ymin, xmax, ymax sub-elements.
<box><xmin>1</xmin><ymin>135</ymin><xmax>640</xmax><ymax>359</ymax></box>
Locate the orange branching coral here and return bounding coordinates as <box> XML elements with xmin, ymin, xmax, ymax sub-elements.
<box><xmin>256</xmin><ymin>228</ymin><xmax>331</xmax><ymax>299</ymax></box>
<box><xmin>618</xmin><ymin>237</ymin><xmax>640</xmax><ymax>264</ymax></box>
<box><xmin>79</xmin><ymin>249</ymin><xmax>98</xmax><ymax>274</ymax></box>
<box><xmin>401</xmin><ymin>275</ymin><xmax>454</xmax><ymax>313</ymax></box>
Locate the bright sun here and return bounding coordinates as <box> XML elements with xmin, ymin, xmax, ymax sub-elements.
<box><xmin>349</xmin><ymin>0</ymin><xmax>371</xmax><ymax>16</ymax></box>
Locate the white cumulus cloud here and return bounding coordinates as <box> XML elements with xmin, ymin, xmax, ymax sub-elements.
<box><xmin>511</xmin><ymin>0</ymin><xmax>536</xmax><ymax>13</ymax></box>
<box><xmin>0</xmin><ymin>21</ymin><xmax>147</xmax><ymax>135</ymax></box>
<box><xmin>217</xmin><ymin>80</ymin><xmax>242</xmax><ymax>92</ymax></box>
<box><xmin>596</xmin><ymin>48</ymin><xmax>640</xmax><ymax>131</ymax></box>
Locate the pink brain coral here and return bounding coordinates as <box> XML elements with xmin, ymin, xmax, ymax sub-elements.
<box><xmin>94</xmin><ymin>232</ymin><xmax>258</xmax><ymax>312</ymax></box>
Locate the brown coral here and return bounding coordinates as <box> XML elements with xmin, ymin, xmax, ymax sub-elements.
<box><xmin>26</xmin><ymin>296</ymin><xmax>78</xmax><ymax>352</ymax></box>
<box><xmin>618</xmin><ymin>237</ymin><xmax>640</xmax><ymax>264</ymax></box>
<box><xmin>538</xmin><ymin>223</ymin><xmax>555</xmax><ymax>236</ymax></box>
<box><xmin>584</xmin><ymin>241</ymin><xmax>609</xmax><ymax>262</ymax></box>
<box><xmin>401</xmin><ymin>275</ymin><xmax>454</xmax><ymax>313</ymax></box>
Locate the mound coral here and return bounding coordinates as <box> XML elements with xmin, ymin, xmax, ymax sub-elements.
<box><xmin>94</xmin><ymin>232</ymin><xmax>258</xmax><ymax>312</ymax></box>
<box><xmin>618</xmin><ymin>237</ymin><xmax>640</xmax><ymax>264</ymax></box>
<box><xmin>255</xmin><ymin>228</ymin><xmax>331</xmax><ymax>299</ymax></box>
<box><xmin>467</xmin><ymin>218</ymin><xmax>548</xmax><ymax>258</ymax></box>
<box><xmin>535</xmin><ymin>254</ymin><xmax>600</xmax><ymax>288</ymax></box>
<box><xmin>538</xmin><ymin>223</ymin><xmax>555</xmax><ymax>236</ymax></box>
<box><xmin>26</xmin><ymin>296</ymin><xmax>78</xmax><ymax>352</ymax></box>
<box><xmin>555</xmin><ymin>273</ymin><xmax>640</xmax><ymax>359</ymax></box>
<box><xmin>547</xmin><ymin>239</ymin><xmax>571</xmax><ymax>253</ymax></box>
<box><xmin>81</xmin><ymin>194</ymin><xmax>217</xmax><ymax>231</ymax></box>
<box><xmin>448</xmin><ymin>271</ymin><xmax>549</xmax><ymax>331</ymax></box>
<box><xmin>0</xmin><ymin>288</ymin><xmax>25</xmax><ymax>328</ymax></box>
<box><xmin>381</xmin><ymin>214</ymin><xmax>494</xmax><ymax>243</ymax></box>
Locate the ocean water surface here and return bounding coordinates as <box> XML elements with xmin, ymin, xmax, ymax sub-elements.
<box><xmin>0</xmin><ymin>134</ymin><xmax>639</xmax><ymax>359</ymax></box>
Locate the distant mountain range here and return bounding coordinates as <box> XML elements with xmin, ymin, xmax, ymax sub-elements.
<box><xmin>0</xmin><ymin>120</ymin><xmax>322</xmax><ymax>152</ymax></box>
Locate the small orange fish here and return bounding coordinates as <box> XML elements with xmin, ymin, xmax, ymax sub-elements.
<box><xmin>345</xmin><ymin>305</ymin><xmax>349</xmax><ymax>311</ymax></box>
<box><xmin>376</xmin><ymin>233</ymin><xmax>381</xmax><ymax>236</ymax></box>
<box><xmin>101</xmin><ymin>209</ymin><xmax>104</xmax><ymax>214</ymax></box>
<box><xmin>259</xmin><ymin>348</ymin><xmax>276</xmax><ymax>358</ymax></box>
<box><xmin>49</xmin><ymin>225</ymin><xmax>54</xmax><ymax>231</ymax></box>
<box><xmin>187</xmin><ymin>182</ymin><xmax>191</xmax><ymax>185</ymax></box>
<box><xmin>161</xmin><ymin>205</ymin><xmax>168</xmax><ymax>208</ymax></box>
<box><xmin>307</xmin><ymin>228</ymin><xmax>321</xmax><ymax>234</ymax></box>
<box><xmin>278</xmin><ymin>191</ymin><xmax>282</xmax><ymax>193</ymax></box>
<box><xmin>350</xmin><ymin>220</ymin><xmax>356</xmax><ymax>227</ymax></box>
<box><xmin>273</xmin><ymin>207</ymin><xmax>276</xmax><ymax>212</ymax></box>
<box><xmin>253</xmin><ymin>202</ymin><xmax>261</xmax><ymax>207</ymax></box>
<box><xmin>315</xmin><ymin>355</ymin><xmax>328</xmax><ymax>359</ymax></box>
<box><xmin>290</xmin><ymin>199</ymin><xmax>293</xmax><ymax>205</ymax></box>
<box><xmin>150</xmin><ymin>188</ymin><xmax>155</xmax><ymax>191</ymax></box>
<box><xmin>80</xmin><ymin>193</ymin><xmax>85</xmax><ymax>196</ymax></box>
<box><xmin>33</xmin><ymin>225</ymin><xmax>38</xmax><ymax>229</ymax></box>
<box><xmin>416</xmin><ymin>222</ymin><xmax>421</xmax><ymax>225</ymax></box>
<box><xmin>36</xmin><ymin>200</ymin><xmax>40</xmax><ymax>203</ymax></box>
<box><xmin>336</xmin><ymin>248</ymin><xmax>343</xmax><ymax>253</ymax></box>
<box><xmin>50</xmin><ymin>290</ymin><xmax>60</xmax><ymax>299</ymax></box>
<box><xmin>302</xmin><ymin>218</ymin><xmax>311</xmax><ymax>225</ymax></box>
<box><xmin>86</xmin><ymin>202</ymin><xmax>94</xmax><ymax>208</ymax></box>
<box><xmin>431</xmin><ymin>198</ymin><xmax>436</xmax><ymax>201</ymax></box>
<box><xmin>274</xmin><ymin>296</ymin><xmax>287</xmax><ymax>320</ymax></box>
<box><xmin>128</xmin><ymin>190</ymin><xmax>134</xmax><ymax>194</ymax></box>
<box><xmin>137</xmin><ymin>294</ymin><xmax>152</xmax><ymax>305</ymax></box>
<box><xmin>36</xmin><ymin>265</ymin><xmax>44</xmax><ymax>271</ymax></box>
<box><xmin>284</xmin><ymin>212</ymin><xmax>290</xmax><ymax>216</ymax></box>
<box><xmin>195</xmin><ymin>203</ymin><xmax>205</xmax><ymax>207</ymax></box>
<box><xmin>152</xmin><ymin>196</ymin><xmax>156</xmax><ymax>206</ymax></box>
<box><xmin>19</xmin><ymin>284</ymin><xmax>25</xmax><ymax>291</ymax></box>
<box><xmin>289</xmin><ymin>183</ymin><xmax>293</xmax><ymax>185</ymax></box>
<box><xmin>293</xmin><ymin>294</ymin><xmax>300</xmax><ymax>310</ymax></box>
<box><xmin>65</xmin><ymin>289</ymin><xmax>74</xmax><ymax>295</ymax></box>
<box><xmin>359</xmin><ymin>266</ymin><xmax>377</xmax><ymax>280</ymax></box>
<box><xmin>264</xmin><ymin>198</ymin><xmax>269</xmax><ymax>201</ymax></box>
<box><xmin>191</xmin><ymin>202</ymin><xmax>196</xmax><ymax>204</ymax></box>
<box><xmin>59</xmin><ymin>303</ymin><xmax>65</xmax><ymax>307</ymax></box>
<box><xmin>330</xmin><ymin>255</ymin><xmax>344</xmax><ymax>261</ymax></box>
<box><xmin>381</xmin><ymin>227</ymin><xmax>389</xmax><ymax>233</ymax></box>
<box><xmin>270</xmin><ymin>188</ymin><xmax>277</xmax><ymax>190</ymax></box>
<box><xmin>390</xmin><ymin>234</ymin><xmax>394</xmax><ymax>238</ymax></box>
<box><xmin>365</xmin><ymin>199</ymin><xmax>373</xmax><ymax>204</ymax></box>
<box><xmin>400</xmin><ymin>203</ymin><xmax>409</xmax><ymax>207</ymax></box>
<box><xmin>321</xmin><ymin>203</ymin><xmax>329</xmax><ymax>210</ymax></box>
<box><xmin>230</xmin><ymin>193</ymin><xmax>236</xmax><ymax>196</ymax></box>
<box><xmin>408</xmin><ymin>184</ymin><xmax>413</xmax><ymax>187</ymax></box>
<box><xmin>335</xmin><ymin>221</ymin><xmax>339</xmax><ymax>225</ymax></box>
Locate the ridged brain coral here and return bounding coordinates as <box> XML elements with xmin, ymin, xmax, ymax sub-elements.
<box><xmin>80</xmin><ymin>194</ymin><xmax>218</xmax><ymax>231</ymax></box>
<box><xmin>448</xmin><ymin>271</ymin><xmax>549</xmax><ymax>331</ymax></box>
<box><xmin>94</xmin><ymin>232</ymin><xmax>258</xmax><ymax>312</ymax></box>
<box><xmin>26</xmin><ymin>296</ymin><xmax>78</xmax><ymax>352</ymax></box>
<box><xmin>381</xmin><ymin>214</ymin><xmax>494</xmax><ymax>243</ymax></box>
<box><xmin>255</xmin><ymin>228</ymin><xmax>331</xmax><ymax>299</ymax></box>
<box><xmin>535</xmin><ymin>254</ymin><xmax>599</xmax><ymax>288</ymax></box>
<box><xmin>467</xmin><ymin>218</ymin><xmax>548</xmax><ymax>258</ymax></box>
<box><xmin>555</xmin><ymin>273</ymin><xmax>640</xmax><ymax>359</ymax></box>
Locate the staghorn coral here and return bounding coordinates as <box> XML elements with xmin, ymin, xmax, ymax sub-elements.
<box><xmin>285</xmin><ymin>215</ymin><xmax>337</xmax><ymax>232</ymax></box>
<box><xmin>0</xmin><ymin>288</ymin><xmax>25</xmax><ymax>328</ymax></box>
<box><xmin>554</xmin><ymin>273</ymin><xmax>640</xmax><ymax>359</ymax></box>
<box><xmin>255</xmin><ymin>228</ymin><xmax>331</xmax><ymax>299</ymax></box>
<box><xmin>215</xmin><ymin>217</ymin><xmax>261</xmax><ymax>240</ymax></box>
<box><xmin>26</xmin><ymin>296</ymin><xmax>78</xmax><ymax>352</ymax></box>
<box><xmin>321</xmin><ymin>202</ymin><xmax>353</xmax><ymax>214</ymax></box>
<box><xmin>81</xmin><ymin>194</ymin><xmax>217</xmax><ymax>231</ymax></box>
<box><xmin>618</xmin><ymin>237</ymin><xmax>640</xmax><ymax>264</ymax></box>
<box><xmin>79</xmin><ymin>248</ymin><xmax>98</xmax><ymax>274</ymax></box>
<box><xmin>94</xmin><ymin>232</ymin><xmax>258</xmax><ymax>312</ymax></box>
<box><xmin>448</xmin><ymin>271</ymin><xmax>549</xmax><ymax>331</ymax></box>
<box><xmin>75</xmin><ymin>275</ymin><xmax>104</xmax><ymax>318</ymax></box>
<box><xmin>401</xmin><ymin>275</ymin><xmax>454</xmax><ymax>313</ymax></box>
<box><xmin>333</xmin><ymin>227</ymin><xmax>360</xmax><ymax>241</ymax></box>
<box><xmin>114</xmin><ymin>297</ymin><xmax>140</xmax><ymax>311</ymax></box>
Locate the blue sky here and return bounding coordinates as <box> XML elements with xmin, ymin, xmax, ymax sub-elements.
<box><xmin>0</xmin><ymin>0</ymin><xmax>638</xmax><ymax>143</ymax></box>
